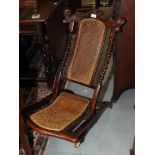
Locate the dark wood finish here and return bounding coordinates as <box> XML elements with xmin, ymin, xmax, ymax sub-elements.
<box><xmin>45</xmin><ymin>3</ymin><xmax>67</xmax><ymax>61</ymax></box>
<box><xmin>20</xmin><ymin>113</ymin><xmax>32</xmax><ymax>155</ymax></box>
<box><xmin>20</xmin><ymin>88</ymin><xmax>32</xmax><ymax>155</ymax></box>
<box><xmin>66</xmin><ymin>0</ymin><xmax>113</xmax><ymax>8</ymax></box>
<box><xmin>97</xmin><ymin>0</ymin><xmax>113</xmax><ymax>7</ymax></box>
<box><xmin>20</xmin><ymin>76</ymin><xmax>46</xmax><ymax>82</ymax></box>
<box><xmin>19</xmin><ymin>0</ymin><xmax>63</xmax><ymax>23</ymax></box>
<box><xmin>130</xmin><ymin>138</ymin><xmax>135</xmax><ymax>155</ymax></box>
<box><xmin>52</xmin><ymin>19</ymin><xmax>73</xmax><ymax>95</ymax></box>
<box><xmin>98</xmin><ymin>17</ymin><xmax>125</xmax><ymax>84</ymax></box>
<box><xmin>90</xmin><ymin>17</ymin><xmax>125</xmax><ymax>111</ymax></box>
<box><xmin>67</xmin><ymin>0</ymin><xmax>81</xmax><ymax>9</ymax></box>
<box><xmin>90</xmin><ymin>84</ymin><xmax>101</xmax><ymax>112</ymax></box>
<box><xmin>112</xmin><ymin>0</ymin><xmax>135</xmax><ymax>101</ymax></box>
<box><xmin>19</xmin><ymin>0</ymin><xmax>39</xmax><ymax>19</ymax></box>
<box><xmin>20</xmin><ymin>0</ymin><xmax>65</xmax><ymax>88</ymax></box>
<box><xmin>20</xmin><ymin>0</ymin><xmax>38</xmax><ymax>9</ymax></box>
<box><xmin>24</xmin><ymin>9</ymin><xmax>125</xmax><ymax>147</ymax></box>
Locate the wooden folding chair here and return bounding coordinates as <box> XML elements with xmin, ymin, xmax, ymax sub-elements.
<box><xmin>23</xmin><ymin>9</ymin><xmax>125</xmax><ymax>148</ymax></box>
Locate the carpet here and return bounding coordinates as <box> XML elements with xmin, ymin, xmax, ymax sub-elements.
<box><xmin>20</xmin><ymin>82</ymin><xmax>52</xmax><ymax>155</ymax></box>
<box><xmin>42</xmin><ymin>82</ymin><xmax>135</xmax><ymax>155</ymax></box>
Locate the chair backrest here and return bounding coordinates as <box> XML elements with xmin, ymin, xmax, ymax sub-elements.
<box><xmin>53</xmin><ymin>9</ymin><xmax>125</xmax><ymax>100</ymax></box>
<box><xmin>67</xmin><ymin>18</ymin><xmax>106</xmax><ymax>86</ymax></box>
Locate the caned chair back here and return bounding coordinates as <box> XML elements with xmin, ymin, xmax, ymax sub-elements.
<box><xmin>67</xmin><ymin>18</ymin><xmax>106</xmax><ymax>86</ymax></box>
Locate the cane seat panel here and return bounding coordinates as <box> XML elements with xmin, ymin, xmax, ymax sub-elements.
<box><xmin>67</xmin><ymin>18</ymin><xmax>106</xmax><ymax>85</ymax></box>
<box><xmin>30</xmin><ymin>92</ymin><xmax>89</xmax><ymax>131</ymax></box>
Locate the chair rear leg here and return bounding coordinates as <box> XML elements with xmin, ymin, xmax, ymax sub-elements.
<box><xmin>74</xmin><ymin>102</ymin><xmax>113</xmax><ymax>148</ymax></box>
<box><xmin>74</xmin><ymin>129</ymin><xmax>88</xmax><ymax>148</ymax></box>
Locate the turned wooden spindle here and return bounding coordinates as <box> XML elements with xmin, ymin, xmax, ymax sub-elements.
<box><xmin>90</xmin><ymin>18</ymin><xmax>125</xmax><ymax>112</ymax></box>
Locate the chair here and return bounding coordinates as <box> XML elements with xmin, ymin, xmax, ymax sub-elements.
<box><xmin>23</xmin><ymin>9</ymin><xmax>125</xmax><ymax>148</ymax></box>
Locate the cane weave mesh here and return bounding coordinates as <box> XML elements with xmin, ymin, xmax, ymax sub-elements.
<box><xmin>30</xmin><ymin>92</ymin><xmax>89</xmax><ymax>131</ymax></box>
<box><xmin>67</xmin><ymin>18</ymin><xmax>105</xmax><ymax>85</ymax></box>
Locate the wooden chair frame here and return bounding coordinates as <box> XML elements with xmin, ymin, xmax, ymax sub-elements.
<box><xmin>23</xmin><ymin>9</ymin><xmax>125</xmax><ymax>148</ymax></box>
<box><xmin>19</xmin><ymin>0</ymin><xmax>38</xmax><ymax>9</ymax></box>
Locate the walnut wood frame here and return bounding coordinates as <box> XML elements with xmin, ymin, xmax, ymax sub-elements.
<box><xmin>19</xmin><ymin>0</ymin><xmax>37</xmax><ymax>8</ymax></box>
<box><xmin>25</xmin><ymin>9</ymin><xmax>125</xmax><ymax>147</ymax></box>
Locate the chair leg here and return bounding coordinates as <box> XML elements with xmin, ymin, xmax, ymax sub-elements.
<box><xmin>74</xmin><ymin>129</ymin><xmax>88</xmax><ymax>148</ymax></box>
<box><xmin>74</xmin><ymin>141</ymin><xmax>81</xmax><ymax>148</ymax></box>
<box><xmin>106</xmin><ymin>101</ymin><xmax>113</xmax><ymax>109</ymax></box>
<box><xmin>96</xmin><ymin>101</ymin><xmax>113</xmax><ymax>110</ymax></box>
<box><xmin>74</xmin><ymin>102</ymin><xmax>113</xmax><ymax>148</ymax></box>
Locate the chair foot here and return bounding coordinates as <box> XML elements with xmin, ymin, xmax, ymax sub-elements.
<box><xmin>96</xmin><ymin>101</ymin><xmax>113</xmax><ymax>110</ymax></box>
<box><xmin>74</xmin><ymin>141</ymin><xmax>81</xmax><ymax>148</ymax></box>
<box><xmin>109</xmin><ymin>102</ymin><xmax>113</xmax><ymax>109</ymax></box>
<box><xmin>74</xmin><ymin>129</ymin><xmax>88</xmax><ymax>148</ymax></box>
